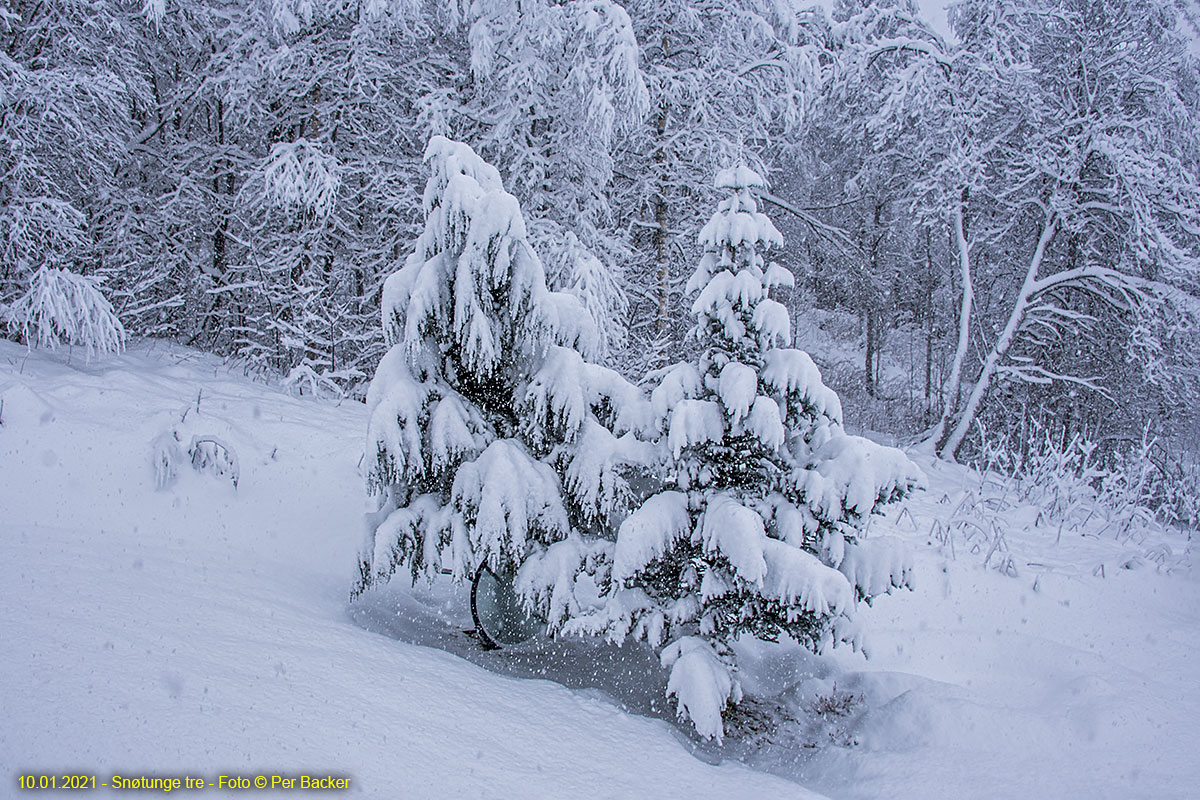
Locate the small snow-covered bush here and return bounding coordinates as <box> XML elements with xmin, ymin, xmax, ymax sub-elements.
<box><xmin>973</xmin><ymin>420</ymin><xmax>1195</xmax><ymax>540</ymax></box>
<box><xmin>188</xmin><ymin>436</ymin><xmax>240</xmax><ymax>488</ymax></box>
<box><xmin>1148</xmin><ymin>449</ymin><xmax>1200</xmax><ymax>535</ymax></box>
<box><xmin>283</xmin><ymin>363</ymin><xmax>347</xmax><ymax>398</ymax></box>
<box><xmin>5</xmin><ymin>266</ymin><xmax>125</xmax><ymax>358</ymax></box>
<box><xmin>150</xmin><ymin>403</ymin><xmax>242</xmax><ymax>490</ymax></box>
<box><xmin>151</xmin><ymin>431</ymin><xmax>185</xmax><ymax>490</ymax></box>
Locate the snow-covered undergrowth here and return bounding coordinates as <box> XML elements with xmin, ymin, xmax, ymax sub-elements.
<box><xmin>3</xmin><ymin>340</ymin><xmax>1198</xmax><ymax>799</ymax></box>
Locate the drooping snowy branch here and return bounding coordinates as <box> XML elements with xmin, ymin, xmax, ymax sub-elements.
<box><xmin>5</xmin><ymin>267</ymin><xmax>126</xmax><ymax>359</ymax></box>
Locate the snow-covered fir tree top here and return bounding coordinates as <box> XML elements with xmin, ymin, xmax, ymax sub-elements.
<box><xmin>380</xmin><ymin>136</ymin><xmax>585</xmax><ymax>378</ymax></box>
<box><xmin>688</xmin><ymin>166</ymin><xmax>785</xmax><ymax>297</ymax></box>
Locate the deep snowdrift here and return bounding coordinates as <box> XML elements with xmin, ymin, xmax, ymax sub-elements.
<box><xmin>2</xmin><ymin>341</ymin><xmax>1197</xmax><ymax>799</ymax></box>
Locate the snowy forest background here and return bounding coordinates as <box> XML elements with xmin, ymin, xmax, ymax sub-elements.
<box><xmin>4</xmin><ymin>0</ymin><xmax>1200</xmax><ymax>519</ymax></box>
<box><xmin>6</xmin><ymin>0</ymin><xmax>1200</xmax><ymax>790</ymax></box>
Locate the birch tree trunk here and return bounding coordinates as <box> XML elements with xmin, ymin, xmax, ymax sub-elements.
<box><xmin>940</xmin><ymin>212</ymin><xmax>1058</xmax><ymax>459</ymax></box>
<box><xmin>920</xmin><ymin>196</ymin><xmax>973</xmax><ymax>452</ymax></box>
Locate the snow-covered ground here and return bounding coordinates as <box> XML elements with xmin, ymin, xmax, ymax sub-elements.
<box><xmin>2</xmin><ymin>341</ymin><xmax>1197</xmax><ymax>798</ymax></box>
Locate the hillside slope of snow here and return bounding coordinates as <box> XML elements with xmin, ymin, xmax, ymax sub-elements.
<box><xmin>737</xmin><ymin>456</ymin><xmax>1200</xmax><ymax>799</ymax></box>
<box><xmin>2</xmin><ymin>341</ymin><xmax>1197</xmax><ymax>798</ymax></box>
<box><xmin>0</xmin><ymin>341</ymin><xmax>822</xmax><ymax>799</ymax></box>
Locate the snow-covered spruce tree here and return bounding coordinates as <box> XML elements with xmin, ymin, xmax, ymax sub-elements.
<box><xmin>568</xmin><ymin>166</ymin><xmax>922</xmax><ymax>741</ymax></box>
<box><xmin>612</xmin><ymin>0</ymin><xmax>822</xmax><ymax>373</ymax></box>
<box><xmin>356</xmin><ymin>136</ymin><xmax>650</xmax><ymax>612</ymax></box>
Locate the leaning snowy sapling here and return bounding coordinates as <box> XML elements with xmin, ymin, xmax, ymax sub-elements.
<box><xmin>568</xmin><ymin>165</ymin><xmax>923</xmax><ymax>741</ymax></box>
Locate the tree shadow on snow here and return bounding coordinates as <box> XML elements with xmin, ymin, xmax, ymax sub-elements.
<box><xmin>346</xmin><ymin>578</ymin><xmax>925</xmax><ymax>785</ymax></box>
<box><xmin>346</xmin><ymin>579</ymin><xmax>725</xmax><ymax>763</ymax></box>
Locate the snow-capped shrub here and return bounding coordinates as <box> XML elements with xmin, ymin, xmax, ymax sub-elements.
<box><xmin>150</xmin><ymin>408</ymin><xmax>241</xmax><ymax>490</ymax></box>
<box><xmin>5</xmin><ymin>266</ymin><xmax>125</xmax><ymax>359</ymax></box>
<box><xmin>568</xmin><ymin>165</ymin><xmax>922</xmax><ymax>741</ymax></box>
<box><xmin>151</xmin><ymin>431</ymin><xmax>184</xmax><ymax>490</ymax></box>
<box><xmin>283</xmin><ymin>363</ymin><xmax>346</xmax><ymax>398</ymax></box>
<box><xmin>188</xmin><ymin>436</ymin><xmax>240</xmax><ymax>488</ymax></box>
<box><xmin>974</xmin><ymin>418</ymin><xmax>1200</xmax><ymax>541</ymax></box>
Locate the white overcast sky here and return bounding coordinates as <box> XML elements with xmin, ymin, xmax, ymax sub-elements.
<box><xmin>916</xmin><ymin>0</ymin><xmax>951</xmax><ymax>38</ymax></box>
<box><xmin>911</xmin><ymin>0</ymin><xmax>1200</xmax><ymax>50</ymax></box>
<box><xmin>813</xmin><ymin>0</ymin><xmax>953</xmax><ymax>39</ymax></box>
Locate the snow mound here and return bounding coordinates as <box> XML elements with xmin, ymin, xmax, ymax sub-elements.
<box><xmin>0</xmin><ymin>381</ymin><xmax>56</xmax><ymax>427</ymax></box>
